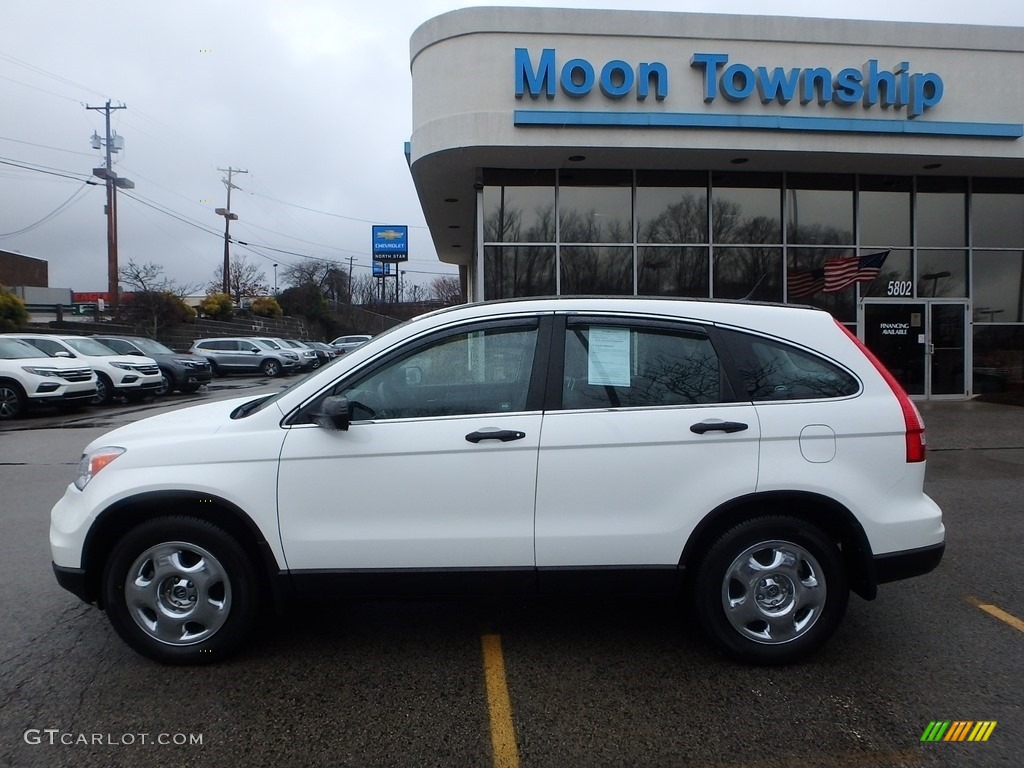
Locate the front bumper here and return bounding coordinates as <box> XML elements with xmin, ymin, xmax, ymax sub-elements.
<box><xmin>52</xmin><ymin>562</ymin><xmax>93</xmax><ymax>604</ymax></box>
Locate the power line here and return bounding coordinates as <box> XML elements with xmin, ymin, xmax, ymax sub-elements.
<box><xmin>0</xmin><ymin>182</ymin><xmax>94</xmax><ymax>238</ymax></box>
<box><xmin>0</xmin><ymin>156</ymin><xmax>96</xmax><ymax>183</ymax></box>
<box><xmin>0</xmin><ymin>135</ymin><xmax>95</xmax><ymax>157</ymax></box>
<box><xmin>248</xmin><ymin>189</ymin><xmax>428</xmax><ymax>229</ymax></box>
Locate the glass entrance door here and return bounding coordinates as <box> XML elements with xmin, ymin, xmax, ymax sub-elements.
<box><xmin>861</xmin><ymin>302</ymin><xmax>968</xmax><ymax>398</ymax></box>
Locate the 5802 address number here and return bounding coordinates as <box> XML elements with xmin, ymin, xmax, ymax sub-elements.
<box><xmin>887</xmin><ymin>281</ymin><xmax>913</xmax><ymax>297</ymax></box>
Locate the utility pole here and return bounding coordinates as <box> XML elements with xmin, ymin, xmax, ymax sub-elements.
<box><xmin>86</xmin><ymin>101</ymin><xmax>130</xmax><ymax>308</ymax></box>
<box><xmin>347</xmin><ymin>256</ymin><xmax>354</xmax><ymax>302</ymax></box>
<box><xmin>215</xmin><ymin>167</ymin><xmax>247</xmax><ymax>297</ymax></box>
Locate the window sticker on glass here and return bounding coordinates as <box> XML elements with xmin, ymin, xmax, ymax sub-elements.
<box><xmin>588</xmin><ymin>327</ymin><xmax>631</xmax><ymax>387</ymax></box>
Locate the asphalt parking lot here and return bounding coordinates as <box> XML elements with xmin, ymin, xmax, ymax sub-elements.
<box><xmin>1</xmin><ymin>385</ymin><xmax>1021</xmax><ymax>767</ymax></box>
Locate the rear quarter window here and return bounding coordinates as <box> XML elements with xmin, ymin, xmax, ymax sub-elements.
<box><xmin>720</xmin><ymin>328</ymin><xmax>859</xmax><ymax>401</ymax></box>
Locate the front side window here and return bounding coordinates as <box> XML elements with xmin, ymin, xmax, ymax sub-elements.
<box><xmin>63</xmin><ymin>338</ymin><xmax>117</xmax><ymax>356</ymax></box>
<box><xmin>721</xmin><ymin>329</ymin><xmax>859</xmax><ymax>400</ymax></box>
<box><xmin>323</xmin><ymin>324</ymin><xmax>540</xmax><ymax>422</ymax></box>
<box><xmin>561</xmin><ymin>322</ymin><xmax>722</xmax><ymax>409</ymax></box>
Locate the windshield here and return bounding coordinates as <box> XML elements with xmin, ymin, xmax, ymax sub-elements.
<box><xmin>63</xmin><ymin>337</ymin><xmax>119</xmax><ymax>356</ymax></box>
<box><xmin>130</xmin><ymin>338</ymin><xmax>175</xmax><ymax>355</ymax></box>
<box><xmin>0</xmin><ymin>338</ymin><xmax>45</xmax><ymax>360</ymax></box>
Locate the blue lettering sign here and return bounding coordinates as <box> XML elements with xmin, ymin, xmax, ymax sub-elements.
<box><xmin>690</xmin><ymin>52</ymin><xmax>943</xmax><ymax>117</ymax></box>
<box><xmin>516</xmin><ymin>48</ymin><xmax>667</xmax><ymax>101</ymax></box>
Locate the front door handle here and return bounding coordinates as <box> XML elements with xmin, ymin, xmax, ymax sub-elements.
<box><xmin>465</xmin><ymin>429</ymin><xmax>527</xmax><ymax>443</ymax></box>
<box><xmin>690</xmin><ymin>420</ymin><xmax>748</xmax><ymax>435</ymax></box>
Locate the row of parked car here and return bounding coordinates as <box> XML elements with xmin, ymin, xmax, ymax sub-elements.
<box><xmin>0</xmin><ymin>331</ymin><xmax>372</xmax><ymax>421</ymax></box>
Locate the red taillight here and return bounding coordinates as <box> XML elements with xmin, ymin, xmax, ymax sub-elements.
<box><xmin>835</xmin><ymin>319</ymin><xmax>926</xmax><ymax>463</ymax></box>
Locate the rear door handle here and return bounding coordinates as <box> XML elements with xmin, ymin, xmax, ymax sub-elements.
<box><xmin>690</xmin><ymin>420</ymin><xmax>748</xmax><ymax>435</ymax></box>
<box><xmin>465</xmin><ymin>429</ymin><xmax>527</xmax><ymax>443</ymax></box>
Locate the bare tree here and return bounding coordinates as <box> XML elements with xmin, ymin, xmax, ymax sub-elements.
<box><xmin>427</xmin><ymin>275</ymin><xmax>463</xmax><ymax>305</ymax></box>
<box><xmin>280</xmin><ymin>258</ymin><xmax>350</xmax><ymax>303</ymax></box>
<box><xmin>117</xmin><ymin>260</ymin><xmax>198</xmax><ymax>336</ymax></box>
<box><xmin>209</xmin><ymin>254</ymin><xmax>269</xmax><ymax>304</ymax></box>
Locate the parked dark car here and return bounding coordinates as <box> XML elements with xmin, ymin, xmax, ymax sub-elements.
<box><xmin>93</xmin><ymin>335</ymin><xmax>213</xmax><ymax>396</ymax></box>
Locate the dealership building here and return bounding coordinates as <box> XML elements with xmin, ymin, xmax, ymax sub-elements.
<box><xmin>407</xmin><ymin>7</ymin><xmax>1023</xmax><ymax>399</ymax></box>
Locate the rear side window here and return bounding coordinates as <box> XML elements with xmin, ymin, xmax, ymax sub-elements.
<box><xmin>720</xmin><ymin>329</ymin><xmax>859</xmax><ymax>401</ymax></box>
<box><xmin>562</xmin><ymin>323</ymin><xmax>722</xmax><ymax>408</ymax></box>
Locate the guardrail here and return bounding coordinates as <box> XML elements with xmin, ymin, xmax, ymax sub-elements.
<box><xmin>24</xmin><ymin>303</ymin><xmax>103</xmax><ymax>321</ymax></box>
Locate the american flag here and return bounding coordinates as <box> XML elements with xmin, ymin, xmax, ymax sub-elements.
<box><xmin>787</xmin><ymin>267</ymin><xmax>825</xmax><ymax>298</ymax></box>
<box><xmin>823</xmin><ymin>251</ymin><xmax>890</xmax><ymax>293</ymax></box>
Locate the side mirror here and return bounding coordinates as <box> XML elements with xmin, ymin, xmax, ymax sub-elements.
<box><xmin>312</xmin><ymin>395</ymin><xmax>351</xmax><ymax>432</ymax></box>
<box><xmin>54</xmin><ymin>350</ymin><xmax>73</xmax><ymax>358</ymax></box>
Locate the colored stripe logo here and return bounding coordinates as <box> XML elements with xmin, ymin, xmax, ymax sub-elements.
<box><xmin>921</xmin><ymin>721</ymin><xmax>997</xmax><ymax>742</ymax></box>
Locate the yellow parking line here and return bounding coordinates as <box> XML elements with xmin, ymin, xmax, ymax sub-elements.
<box><xmin>967</xmin><ymin>597</ymin><xmax>1024</xmax><ymax>634</ymax></box>
<box><xmin>481</xmin><ymin>634</ymin><xmax>520</xmax><ymax>768</ymax></box>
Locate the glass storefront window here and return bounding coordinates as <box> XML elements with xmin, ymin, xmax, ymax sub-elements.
<box><xmin>972</xmin><ymin>179</ymin><xmax>1024</xmax><ymax>248</ymax></box>
<box><xmin>483</xmin><ymin>186</ymin><xmax>556</xmax><ymax>243</ymax></box>
<box><xmin>559</xmin><ymin>246</ymin><xmax>634</xmax><ymax>295</ymax></box>
<box><xmin>862</xmin><ymin>249</ymin><xmax>913</xmax><ymax>298</ymax></box>
<box><xmin>636</xmin><ymin>171</ymin><xmax>708</xmax><ymax>244</ymax></box>
<box><xmin>786</xmin><ymin>247</ymin><xmax>855</xmax><ymax>320</ymax></box>
<box><xmin>916</xmin><ymin>177</ymin><xmax>966</xmax><ymax>247</ymax></box>
<box><xmin>713</xmin><ymin>246</ymin><xmax>782</xmax><ymax>301</ymax></box>
<box><xmin>786</xmin><ymin>174</ymin><xmax>854</xmax><ymax>246</ymax></box>
<box><xmin>711</xmin><ymin>173</ymin><xmax>781</xmax><ymax>245</ymax></box>
<box><xmin>637</xmin><ymin>247</ymin><xmax>709</xmax><ymax>297</ymax></box>
<box><xmin>559</xmin><ymin>170</ymin><xmax>632</xmax><ymax>244</ymax></box>
<box><xmin>484</xmin><ymin>245</ymin><xmax>555</xmax><ymax>299</ymax></box>
<box><xmin>973</xmin><ymin>250</ymin><xmax>1024</xmax><ymax>323</ymax></box>
<box><xmin>859</xmin><ymin>176</ymin><xmax>912</xmax><ymax>247</ymax></box>
<box><xmin>974</xmin><ymin>325</ymin><xmax>1024</xmax><ymax>395</ymax></box>
<box><xmin>917</xmin><ymin>250</ymin><xmax>967</xmax><ymax>298</ymax></box>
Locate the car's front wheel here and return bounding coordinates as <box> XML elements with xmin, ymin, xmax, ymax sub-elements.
<box><xmin>260</xmin><ymin>359</ymin><xmax>282</xmax><ymax>377</ymax></box>
<box><xmin>694</xmin><ymin>516</ymin><xmax>848</xmax><ymax>665</ymax></box>
<box><xmin>154</xmin><ymin>369</ymin><xmax>173</xmax><ymax>397</ymax></box>
<box><xmin>91</xmin><ymin>373</ymin><xmax>113</xmax><ymax>405</ymax></box>
<box><xmin>0</xmin><ymin>380</ymin><xmax>26</xmax><ymax>420</ymax></box>
<box><xmin>102</xmin><ymin>517</ymin><xmax>259</xmax><ymax>664</ymax></box>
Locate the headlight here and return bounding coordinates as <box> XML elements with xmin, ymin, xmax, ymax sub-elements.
<box><xmin>173</xmin><ymin>358</ymin><xmax>197</xmax><ymax>366</ymax></box>
<box><xmin>283</xmin><ymin>352</ymin><xmax>298</xmax><ymax>360</ymax></box>
<box><xmin>21</xmin><ymin>366</ymin><xmax>62</xmax><ymax>377</ymax></box>
<box><xmin>110</xmin><ymin>362</ymin><xmax>135</xmax><ymax>371</ymax></box>
<box><xmin>74</xmin><ymin>447</ymin><xmax>125</xmax><ymax>491</ymax></box>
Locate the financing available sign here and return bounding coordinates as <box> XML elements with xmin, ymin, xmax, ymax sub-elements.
<box><xmin>372</xmin><ymin>225</ymin><xmax>409</xmax><ymax>262</ymax></box>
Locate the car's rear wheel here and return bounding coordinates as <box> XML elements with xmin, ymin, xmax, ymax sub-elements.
<box><xmin>90</xmin><ymin>373</ymin><xmax>113</xmax><ymax>405</ymax></box>
<box><xmin>0</xmin><ymin>380</ymin><xmax>26</xmax><ymax>420</ymax></box>
<box><xmin>694</xmin><ymin>516</ymin><xmax>848</xmax><ymax>665</ymax></box>
<box><xmin>260</xmin><ymin>359</ymin><xmax>282</xmax><ymax>377</ymax></box>
<box><xmin>102</xmin><ymin>517</ymin><xmax>259</xmax><ymax>664</ymax></box>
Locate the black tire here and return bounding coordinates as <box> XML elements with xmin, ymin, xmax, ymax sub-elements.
<box><xmin>694</xmin><ymin>516</ymin><xmax>848</xmax><ymax>665</ymax></box>
<box><xmin>155</xmin><ymin>369</ymin><xmax>173</xmax><ymax>397</ymax></box>
<box><xmin>102</xmin><ymin>516</ymin><xmax>259</xmax><ymax>665</ymax></box>
<box><xmin>260</xmin><ymin>359</ymin><xmax>282</xmax><ymax>377</ymax></box>
<box><xmin>208</xmin><ymin>360</ymin><xmax>221</xmax><ymax>377</ymax></box>
<box><xmin>180</xmin><ymin>383</ymin><xmax>202</xmax><ymax>395</ymax></box>
<box><xmin>90</xmin><ymin>373</ymin><xmax>114</xmax><ymax>405</ymax></box>
<box><xmin>0</xmin><ymin>380</ymin><xmax>27</xmax><ymax>420</ymax></box>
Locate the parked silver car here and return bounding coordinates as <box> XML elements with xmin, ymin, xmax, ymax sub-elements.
<box><xmin>188</xmin><ymin>338</ymin><xmax>300</xmax><ymax>377</ymax></box>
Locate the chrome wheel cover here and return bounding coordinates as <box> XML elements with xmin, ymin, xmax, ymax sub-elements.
<box><xmin>721</xmin><ymin>539</ymin><xmax>826</xmax><ymax>645</ymax></box>
<box><xmin>124</xmin><ymin>541</ymin><xmax>232</xmax><ymax>646</ymax></box>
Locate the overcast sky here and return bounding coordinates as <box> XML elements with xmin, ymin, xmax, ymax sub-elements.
<box><xmin>2</xmin><ymin>0</ymin><xmax>1022</xmax><ymax>296</ymax></box>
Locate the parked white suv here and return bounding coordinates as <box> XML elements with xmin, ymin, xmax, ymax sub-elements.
<box><xmin>50</xmin><ymin>298</ymin><xmax>943</xmax><ymax>665</ymax></box>
<box><xmin>0</xmin><ymin>338</ymin><xmax>97</xmax><ymax>419</ymax></box>
<box><xmin>5</xmin><ymin>333</ymin><xmax>162</xmax><ymax>404</ymax></box>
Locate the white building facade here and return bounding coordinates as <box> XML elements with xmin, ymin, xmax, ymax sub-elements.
<box><xmin>408</xmin><ymin>7</ymin><xmax>1024</xmax><ymax>399</ymax></box>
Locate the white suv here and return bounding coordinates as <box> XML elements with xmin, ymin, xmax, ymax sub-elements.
<box><xmin>0</xmin><ymin>337</ymin><xmax>97</xmax><ymax>419</ymax></box>
<box><xmin>49</xmin><ymin>298</ymin><xmax>943</xmax><ymax>665</ymax></box>
<box><xmin>5</xmin><ymin>333</ymin><xmax>162</xmax><ymax>404</ymax></box>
